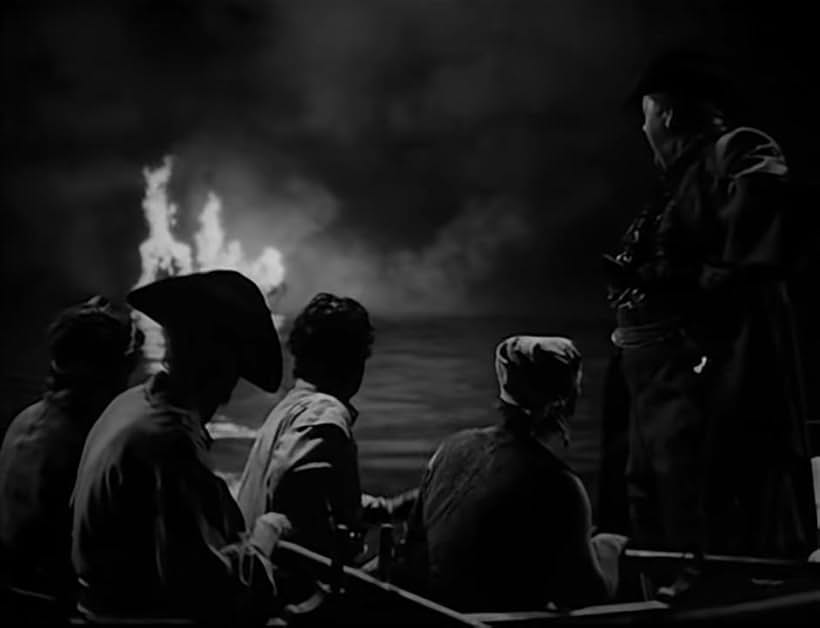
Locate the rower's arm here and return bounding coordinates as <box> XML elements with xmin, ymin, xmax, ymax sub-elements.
<box><xmin>273</xmin><ymin>423</ymin><xmax>366</xmax><ymax>560</ymax></box>
<box><xmin>153</xmin><ymin>438</ymin><xmax>279</xmax><ymax>624</ymax></box>
<box><xmin>550</xmin><ymin>473</ymin><xmax>627</xmax><ymax>608</ymax></box>
<box><xmin>361</xmin><ymin>488</ymin><xmax>420</xmax><ymax>524</ymax></box>
<box><xmin>391</xmin><ymin>449</ymin><xmax>440</xmax><ymax>594</ymax></box>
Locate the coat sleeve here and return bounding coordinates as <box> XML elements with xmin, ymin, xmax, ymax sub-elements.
<box><xmin>392</xmin><ymin>448</ymin><xmax>439</xmax><ymax>595</ymax></box>
<box><xmin>700</xmin><ymin>127</ymin><xmax>792</xmax><ymax>289</ymax></box>
<box><xmin>547</xmin><ymin>472</ymin><xmax>619</xmax><ymax>609</ymax></box>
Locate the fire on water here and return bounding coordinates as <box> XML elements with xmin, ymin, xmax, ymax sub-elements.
<box><xmin>134</xmin><ymin>156</ymin><xmax>287</xmax><ymax>369</ymax></box>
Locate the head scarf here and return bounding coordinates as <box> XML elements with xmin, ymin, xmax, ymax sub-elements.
<box><xmin>495</xmin><ymin>336</ymin><xmax>582</xmax><ymax>444</ymax></box>
<box><xmin>48</xmin><ymin>296</ymin><xmax>143</xmax><ymax>378</ymax></box>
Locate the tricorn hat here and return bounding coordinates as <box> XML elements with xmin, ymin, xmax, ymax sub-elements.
<box><xmin>127</xmin><ymin>270</ymin><xmax>282</xmax><ymax>392</ymax></box>
<box><xmin>627</xmin><ymin>49</ymin><xmax>738</xmax><ymax>112</ymax></box>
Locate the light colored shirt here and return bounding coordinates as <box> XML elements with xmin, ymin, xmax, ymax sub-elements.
<box><xmin>237</xmin><ymin>379</ymin><xmax>363</xmax><ymax>557</ymax></box>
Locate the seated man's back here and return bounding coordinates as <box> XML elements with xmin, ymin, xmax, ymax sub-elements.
<box><xmin>408</xmin><ymin>425</ymin><xmax>603</xmax><ymax>611</ymax></box>
<box><xmin>71</xmin><ymin>374</ymin><xmax>275</xmax><ymax>619</ymax></box>
<box><xmin>0</xmin><ymin>397</ymin><xmax>96</xmax><ymax>592</ymax></box>
<box><xmin>71</xmin><ymin>271</ymin><xmax>288</xmax><ymax>623</ymax></box>
<box><xmin>400</xmin><ymin>336</ymin><xmax>626</xmax><ymax>612</ymax></box>
<box><xmin>238</xmin><ymin>293</ymin><xmax>376</xmax><ymax>561</ymax></box>
<box><xmin>0</xmin><ymin>297</ymin><xmax>140</xmax><ymax>595</ymax></box>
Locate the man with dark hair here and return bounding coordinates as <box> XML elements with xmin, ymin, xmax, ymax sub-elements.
<box><xmin>0</xmin><ymin>297</ymin><xmax>142</xmax><ymax>597</ymax></box>
<box><xmin>287</xmin><ymin>292</ymin><xmax>375</xmax><ymax>408</ymax></box>
<box><xmin>603</xmin><ymin>50</ymin><xmax>814</xmax><ymax>575</ymax></box>
<box><xmin>238</xmin><ymin>292</ymin><xmax>412</xmax><ymax>563</ymax></box>
<box><xmin>397</xmin><ymin>336</ymin><xmax>628</xmax><ymax>612</ymax></box>
<box><xmin>71</xmin><ymin>271</ymin><xmax>290</xmax><ymax>623</ymax></box>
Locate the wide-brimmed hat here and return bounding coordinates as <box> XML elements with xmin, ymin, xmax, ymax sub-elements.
<box><xmin>127</xmin><ymin>270</ymin><xmax>282</xmax><ymax>392</ymax></box>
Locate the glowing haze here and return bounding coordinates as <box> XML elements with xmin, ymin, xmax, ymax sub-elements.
<box><xmin>135</xmin><ymin>156</ymin><xmax>286</xmax><ymax>365</ymax></box>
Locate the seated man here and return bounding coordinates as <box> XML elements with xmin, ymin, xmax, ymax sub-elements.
<box><xmin>397</xmin><ymin>336</ymin><xmax>629</xmax><ymax>612</ymax></box>
<box><xmin>71</xmin><ymin>271</ymin><xmax>290</xmax><ymax>623</ymax></box>
<box><xmin>237</xmin><ymin>293</ymin><xmax>413</xmax><ymax>563</ymax></box>
<box><xmin>0</xmin><ymin>297</ymin><xmax>142</xmax><ymax>597</ymax></box>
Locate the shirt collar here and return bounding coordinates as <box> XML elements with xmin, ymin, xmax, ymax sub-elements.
<box><xmin>293</xmin><ymin>378</ymin><xmax>359</xmax><ymax>426</ymax></box>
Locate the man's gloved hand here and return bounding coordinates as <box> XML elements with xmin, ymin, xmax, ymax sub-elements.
<box><xmin>602</xmin><ymin>254</ymin><xmax>634</xmax><ymax>287</ymax></box>
<box><xmin>361</xmin><ymin>489</ymin><xmax>419</xmax><ymax>523</ymax></box>
<box><xmin>591</xmin><ymin>533</ymin><xmax>630</xmax><ymax>599</ymax></box>
<box><xmin>251</xmin><ymin>512</ymin><xmax>293</xmax><ymax>556</ymax></box>
<box><xmin>592</xmin><ymin>533</ymin><xmax>629</xmax><ymax>558</ymax></box>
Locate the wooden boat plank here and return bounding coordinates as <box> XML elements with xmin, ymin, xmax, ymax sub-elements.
<box><xmin>466</xmin><ymin>601</ymin><xmax>668</xmax><ymax>625</ymax></box>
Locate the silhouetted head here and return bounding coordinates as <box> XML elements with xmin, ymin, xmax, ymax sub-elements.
<box><xmin>127</xmin><ymin>270</ymin><xmax>282</xmax><ymax>420</ymax></box>
<box><xmin>494</xmin><ymin>335</ymin><xmax>582</xmax><ymax>446</ymax></box>
<box><xmin>288</xmin><ymin>293</ymin><xmax>374</xmax><ymax>403</ymax></box>
<box><xmin>46</xmin><ymin>296</ymin><xmax>143</xmax><ymax>400</ymax></box>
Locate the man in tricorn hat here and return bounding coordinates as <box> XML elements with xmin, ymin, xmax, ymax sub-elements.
<box><xmin>71</xmin><ymin>271</ymin><xmax>290</xmax><ymax>623</ymax></box>
<box><xmin>0</xmin><ymin>297</ymin><xmax>142</xmax><ymax>598</ymax></box>
<box><xmin>602</xmin><ymin>49</ymin><xmax>815</xmax><ymax>589</ymax></box>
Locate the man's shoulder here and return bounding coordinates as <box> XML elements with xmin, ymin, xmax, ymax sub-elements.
<box><xmin>430</xmin><ymin>426</ymin><xmax>494</xmax><ymax>465</ymax></box>
<box><xmin>98</xmin><ymin>383</ymin><xmax>165</xmax><ymax>430</ymax></box>
<box><xmin>90</xmin><ymin>383</ymin><xmax>194</xmax><ymax>455</ymax></box>
<box><xmin>270</xmin><ymin>387</ymin><xmax>353</xmax><ymax>437</ymax></box>
<box><xmin>713</xmin><ymin>126</ymin><xmax>788</xmax><ymax>178</ymax></box>
<box><xmin>109</xmin><ymin>383</ymin><xmax>147</xmax><ymax>409</ymax></box>
<box><xmin>7</xmin><ymin>398</ymin><xmax>49</xmax><ymax>428</ymax></box>
<box><xmin>0</xmin><ymin>399</ymin><xmax>48</xmax><ymax>451</ymax></box>
<box><xmin>439</xmin><ymin>426</ymin><xmax>491</xmax><ymax>448</ymax></box>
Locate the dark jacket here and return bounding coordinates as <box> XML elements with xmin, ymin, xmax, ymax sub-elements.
<box><xmin>608</xmin><ymin>126</ymin><xmax>814</xmax><ymax>556</ymax></box>
<box><xmin>0</xmin><ymin>390</ymin><xmax>105</xmax><ymax>594</ymax></box>
<box><xmin>399</xmin><ymin>422</ymin><xmax>614</xmax><ymax>612</ymax></box>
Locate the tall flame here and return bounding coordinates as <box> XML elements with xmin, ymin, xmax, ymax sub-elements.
<box><xmin>136</xmin><ymin>157</ymin><xmax>193</xmax><ymax>287</ymax></box>
<box><xmin>134</xmin><ymin>156</ymin><xmax>286</xmax><ymax>367</ymax></box>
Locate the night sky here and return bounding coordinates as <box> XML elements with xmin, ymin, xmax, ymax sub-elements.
<box><xmin>2</xmin><ymin>1</ymin><xmax>818</xmax><ymax>379</ymax></box>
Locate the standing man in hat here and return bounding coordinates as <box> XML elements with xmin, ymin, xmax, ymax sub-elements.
<box><xmin>603</xmin><ymin>51</ymin><xmax>814</xmax><ymax>573</ymax></box>
<box><xmin>71</xmin><ymin>271</ymin><xmax>290</xmax><ymax>623</ymax></box>
<box><xmin>0</xmin><ymin>297</ymin><xmax>142</xmax><ymax>598</ymax></box>
<box><xmin>396</xmin><ymin>336</ymin><xmax>628</xmax><ymax>612</ymax></box>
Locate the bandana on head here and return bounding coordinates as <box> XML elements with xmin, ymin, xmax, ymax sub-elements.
<box><xmin>494</xmin><ymin>335</ymin><xmax>582</xmax><ymax>415</ymax></box>
<box><xmin>48</xmin><ymin>296</ymin><xmax>143</xmax><ymax>376</ymax></box>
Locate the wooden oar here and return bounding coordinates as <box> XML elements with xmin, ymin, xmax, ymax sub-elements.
<box><xmin>623</xmin><ymin>548</ymin><xmax>820</xmax><ymax>578</ymax></box>
<box><xmin>274</xmin><ymin>540</ymin><xmax>489</xmax><ymax>626</ymax></box>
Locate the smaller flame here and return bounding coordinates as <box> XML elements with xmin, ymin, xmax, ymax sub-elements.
<box><xmin>134</xmin><ymin>156</ymin><xmax>286</xmax><ymax>369</ymax></box>
<box><xmin>193</xmin><ymin>191</ymin><xmax>285</xmax><ymax>294</ymax></box>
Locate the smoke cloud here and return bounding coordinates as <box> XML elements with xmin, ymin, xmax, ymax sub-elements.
<box><xmin>2</xmin><ymin>0</ymin><xmax>815</xmax><ymax>326</ymax></box>
<box><xmin>158</xmin><ymin>144</ymin><xmax>534</xmax><ymax>315</ymax></box>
